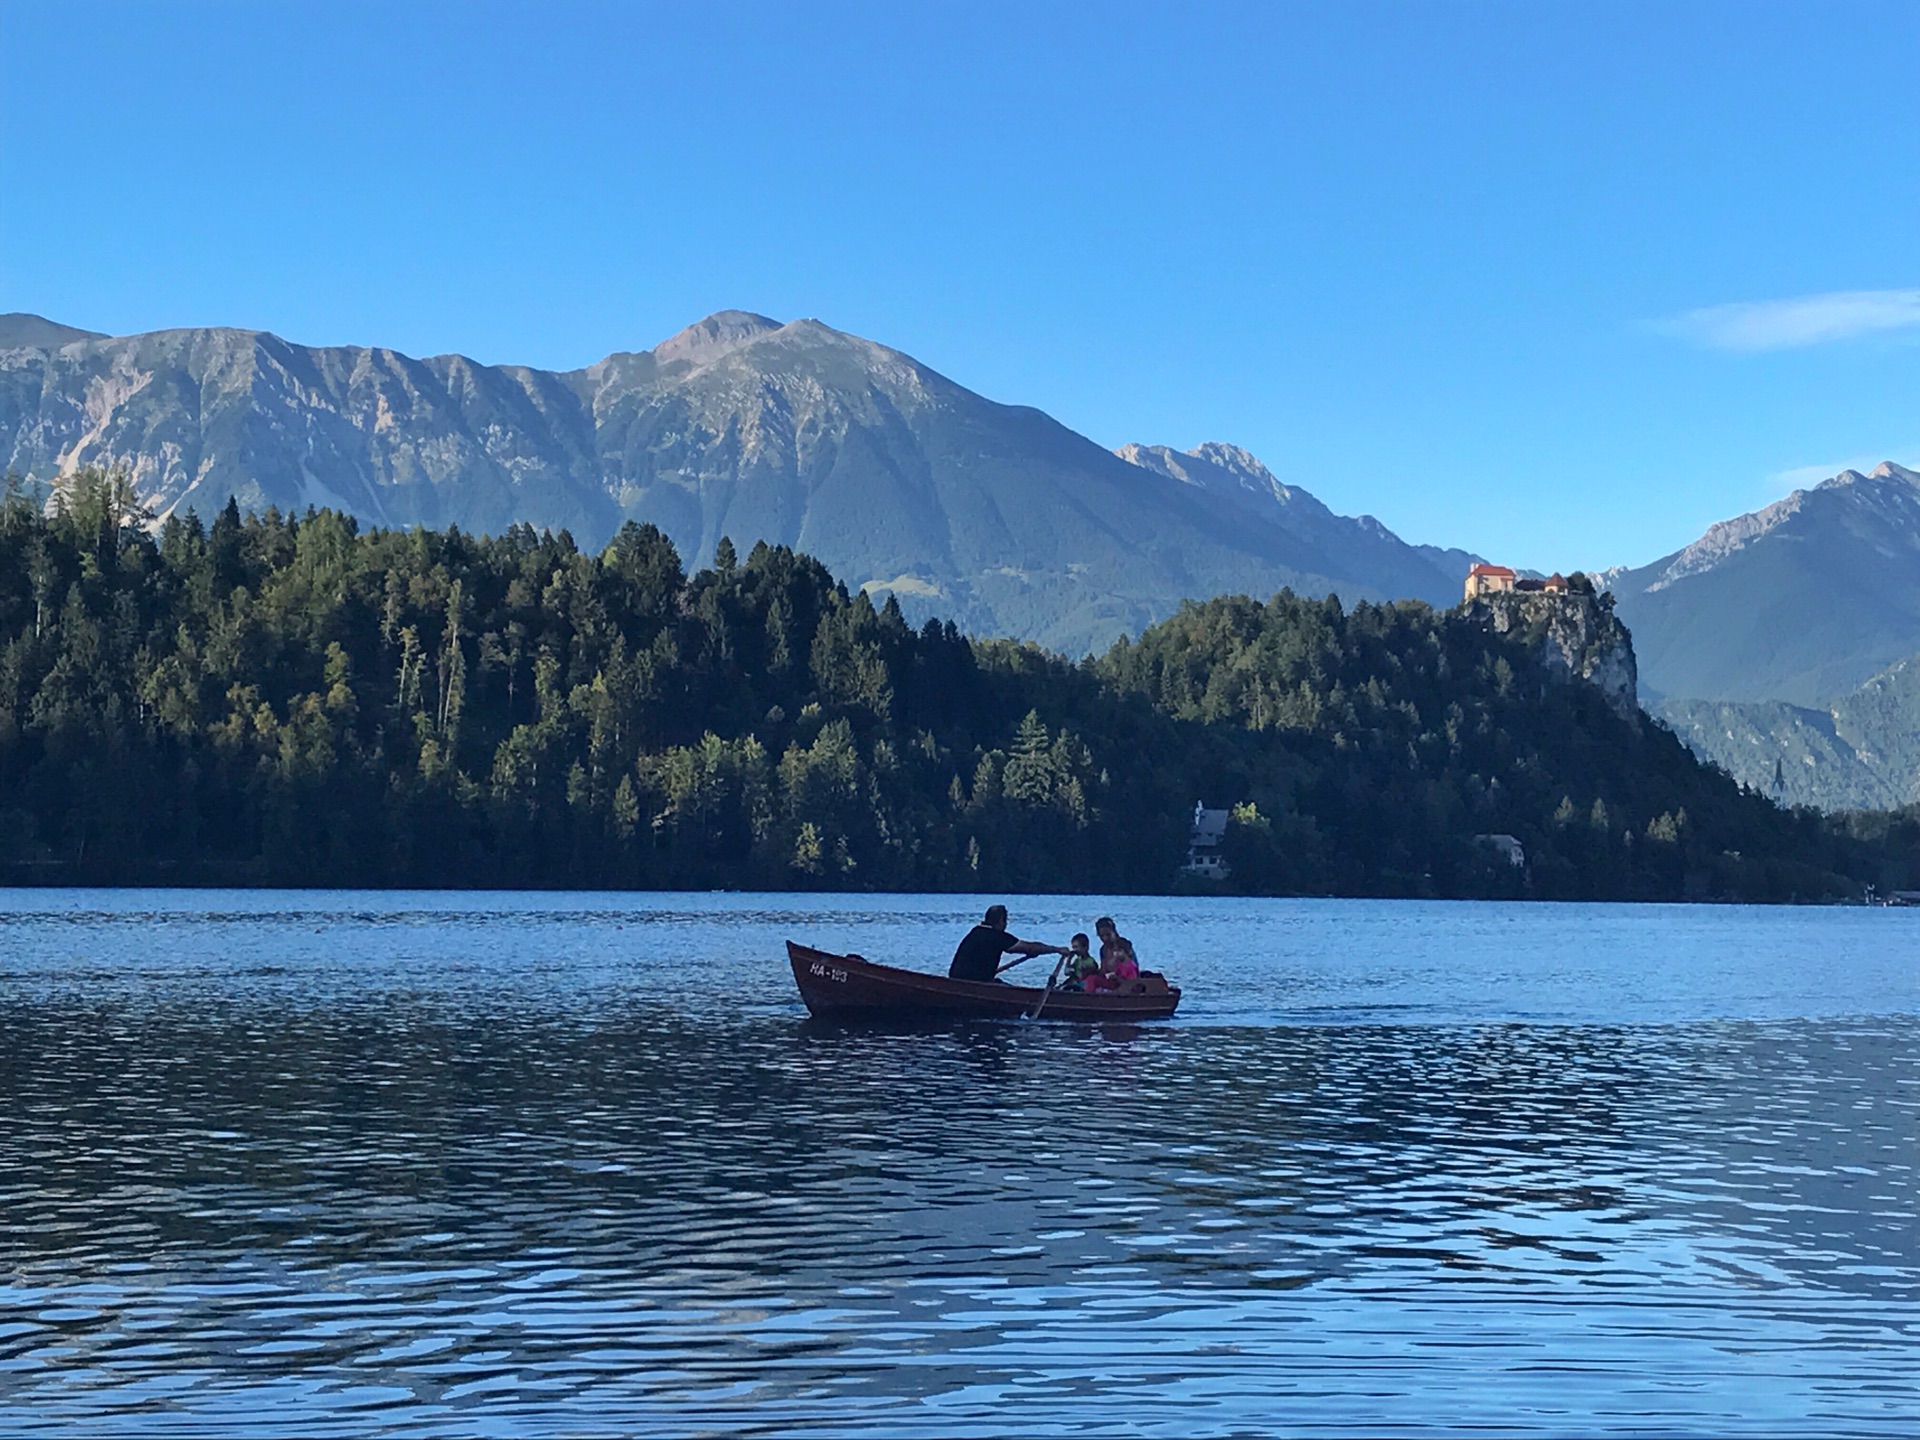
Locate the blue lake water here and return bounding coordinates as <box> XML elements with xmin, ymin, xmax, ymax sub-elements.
<box><xmin>1</xmin><ymin>891</ymin><xmax>1916</xmax><ymax>1436</ymax></box>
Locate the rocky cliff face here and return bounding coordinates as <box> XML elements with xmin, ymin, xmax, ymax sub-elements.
<box><xmin>1468</xmin><ymin>591</ymin><xmax>1639</xmax><ymax>720</ymax></box>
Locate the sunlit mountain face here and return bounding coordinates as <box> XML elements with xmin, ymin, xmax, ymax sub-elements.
<box><xmin>0</xmin><ymin>310</ymin><xmax>1475</xmax><ymax>654</ymax></box>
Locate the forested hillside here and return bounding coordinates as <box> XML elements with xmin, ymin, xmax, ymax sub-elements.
<box><xmin>1655</xmin><ymin>652</ymin><xmax>1920</xmax><ymax>814</ymax></box>
<box><xmin>3</xmin><ymin>472</ymin><xmax>1914</xmax><ymax>898</ymax></box>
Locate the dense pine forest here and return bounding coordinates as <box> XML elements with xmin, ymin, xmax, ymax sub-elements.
<box><xmin>3</xmin><ymin>470</ymin><xmax>1916</xmax><ymax>898</ymax></box>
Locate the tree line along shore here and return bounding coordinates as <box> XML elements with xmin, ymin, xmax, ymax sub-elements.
<box><xmin>3</xmin><ymin>470</ymin><xmax>1916</xmax><ymax>899</ymax></box>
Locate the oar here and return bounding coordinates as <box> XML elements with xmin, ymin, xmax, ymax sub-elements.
<box><xmin>1029</xmin><ymin>953</ymin><xmax>1069</xmax><ymax>1020</ymax></box>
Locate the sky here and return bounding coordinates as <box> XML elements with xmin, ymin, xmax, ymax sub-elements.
<box><xmin>3</xmin><ymin>1</ymin><xmax>1916</xmax><ymax>570</ymax></box>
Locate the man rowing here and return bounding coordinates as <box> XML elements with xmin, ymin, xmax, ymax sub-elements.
<box><xmin>947</xmin><ymin>903</ymin><xmax>1069</xmax><ymax>983</ymax></box>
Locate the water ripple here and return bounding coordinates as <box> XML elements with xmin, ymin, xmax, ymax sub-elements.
<box><xmin>0</xmin><ymin>891</ymin><xmax>1915</xmax><ymax>1435</ymax></box>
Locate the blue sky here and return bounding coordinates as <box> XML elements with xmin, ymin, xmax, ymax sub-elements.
<box><xmin>4</xmin><ymin>2</ymin><xmax>1915</xmax><ymax>570</ymax></box>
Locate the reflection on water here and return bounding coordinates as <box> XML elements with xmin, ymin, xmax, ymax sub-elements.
<box><xmin>0</xmin><ymin>892</ymin><xmax>1916</xmax><ymax>1436</ymax></box>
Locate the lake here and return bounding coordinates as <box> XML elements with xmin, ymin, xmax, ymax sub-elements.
<box><xmin>1</xmin><ymin>891</ymin><xmax>1915</xmax><ymax>1436</ymax></box>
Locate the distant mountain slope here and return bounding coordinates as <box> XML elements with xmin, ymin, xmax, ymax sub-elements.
<box><xmin>1656</xmin><ymin>651</ymin><xmax>1920</xmax><ymax>812</ymax></box>
<box><xmin>1116</xmin><ymin>442</ymin><xmax>1479</xmax><ymax>606</ymax></box>
<box><xmin>0</xmin><ymin>310</ymin><xmax>1475</xmax><ymax>653</ymax></box>
<box><xmin>1609</xmin><ymin>462</ymin><xmax>1920</xmax><ymax>706</ymax></box>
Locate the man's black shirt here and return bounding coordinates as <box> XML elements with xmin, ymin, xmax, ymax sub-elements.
<box><xmin>949</xmin><ymin>924</ymin><xmax>1019</xmax><ymax>982</ymax></box>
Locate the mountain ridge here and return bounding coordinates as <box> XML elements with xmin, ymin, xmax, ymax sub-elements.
<box><xmin>1609</xmin><ymin>459</ymin><xmax>1920</xmax><ymax>706</ymax></box>
<box><xmin>0</xmin><ymin>310</ymin><xmax>1480</xmax><ymax>653</ymax></box>
<box><xmin>1117</xmin><ymin>441</ymin><xmax>1482</xmax><ymax>603</ymax></box>
<box><xmin>0</xmin><ymin>313</ymin><xmax>108</xmax><ymax>350</ymax></box>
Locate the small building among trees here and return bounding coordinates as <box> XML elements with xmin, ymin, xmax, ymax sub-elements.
<box><xmin>1474</xmin><ymin>832</ymin><xmax>1526</xmax><ymax>868</ymax></box>
<box><xmin>1183</xmin><ymin>802</ymin><xmax>1232</xmax><ymax>879</ymax></box>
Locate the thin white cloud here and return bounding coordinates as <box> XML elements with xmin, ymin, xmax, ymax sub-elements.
<box><xmin>1658</xmin><ymin>288</ymin><xmax>1920</xmax><ymax>351</ymax></box>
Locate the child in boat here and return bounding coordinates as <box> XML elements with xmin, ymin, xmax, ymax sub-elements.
<box><xmin>1061</xmin><ymin>933</ymin><xmax>1098</xmax><ymax>991</ymax></box>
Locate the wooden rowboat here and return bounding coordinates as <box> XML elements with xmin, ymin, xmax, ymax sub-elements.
<box><xmin>787</xmin><ymin>941</ymin><xmax>1182</xmax><ymax>1021</ymax></box>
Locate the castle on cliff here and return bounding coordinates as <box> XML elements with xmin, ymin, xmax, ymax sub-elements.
<box><xmin>1459</xmin><ymin>564</ymin><xmax>1636</xmax><ymax>719</ymax></box>
<box><xmin>1463</xmin><ymin>563</ymin><xmax>1590</xmax><ymax>603</ymax></box>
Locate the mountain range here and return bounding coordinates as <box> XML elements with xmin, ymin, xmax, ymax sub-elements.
<box><xmin>7</xmin><ymin>307</ymin><xmax>1920</xmax><ymax>807</ymax></box>
<box><xmin>0</xmin><ymin>310</ymin><xmax>1476</xmax><ymax>655</ymax></box>
<box><xmin>1590</xmin><ymin>460</ymin><xmax>1920</xmax><ymax>811</ymax></box>
<box><xmin>1608</xmin><ymin>461</ymin><xmax>1920</xmax><ymax>708</ymax></box>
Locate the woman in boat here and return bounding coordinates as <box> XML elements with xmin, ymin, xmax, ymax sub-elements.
<box><xmin>1089</xmin><ymin>916</ymin><xmax>1140</xmax><ymax>992</ymax></box>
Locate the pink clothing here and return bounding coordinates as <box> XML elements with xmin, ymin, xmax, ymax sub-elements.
<box><xmin>1098</xmin><ymin>932</ymin><xmax>1139</xmax><ymax>987</ymax></box>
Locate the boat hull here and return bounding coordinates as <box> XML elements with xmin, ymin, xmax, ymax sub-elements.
<box><xmin>787</xmin><ymin>942</ymin><xmax>1181</xmax><ymax>1021</ymax></box>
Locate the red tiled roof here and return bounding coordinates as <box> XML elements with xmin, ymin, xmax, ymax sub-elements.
<box><xmin>1468</xmin><ymin>563</ymin><xmax>1517</xmax><ymax>578</ymax></box>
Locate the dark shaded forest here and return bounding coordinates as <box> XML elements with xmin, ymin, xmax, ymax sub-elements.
<box><xmin>3</xmin><ymin>470</ymin><xmax>1916</xmax><ymax>898</ymax></box>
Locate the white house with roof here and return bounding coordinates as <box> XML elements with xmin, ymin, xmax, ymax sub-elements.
<box><xmin>1183</xmin><ymin>802</ymin><xmax>1232</xmax><ymax>880</ymax></box>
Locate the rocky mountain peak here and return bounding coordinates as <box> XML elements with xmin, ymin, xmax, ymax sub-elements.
<box><xmin>1110</xmin><ymin>440</ymin><xmax>1477</xmax><ymax>605</ymax></box>
<box><xmin>651</xmin><ymin>310</ymin><xmax>783</xmax><ymax>368</ymax></box>
<box><xmin>1610</xmin><ymin>456</ymin><xmax>1920</xmax><ymax>707</ymax></box>
<box><xmin>1118</xmin><ymin>441</ymin><xmax>1295</xmax><ymax>505</ymax></box>
<box><xmin>1190</xmin><ymin>440</ymin><xmax>1280</xmax><ymax>483</ymax></box>
<box><xmin>1646</xmin><ymin>489</ymin><xmax>1811</xmax><ymax>591</ymax></box>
